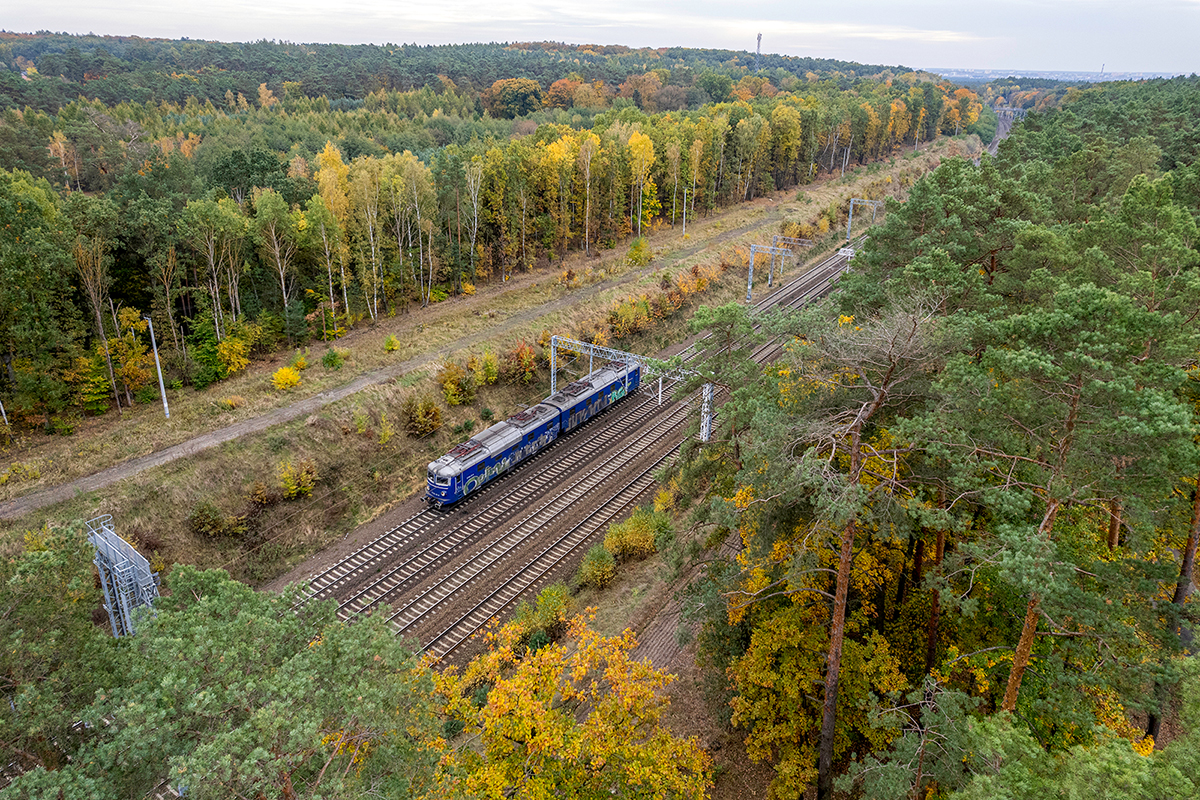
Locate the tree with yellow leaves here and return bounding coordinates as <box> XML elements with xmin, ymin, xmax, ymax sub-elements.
<box><xmin>315</xmin><ymin>140</ymin><xmax>353</xmax><ymax>321</ymax></box>
<box><xmin>578</xmin><ymin>130</ymin><xmax>600</xmax><ymax>255</ymax></box>
<box><xmin>888</xmin><ymin>99</ymin><xmax>910</xmax><ymax>151</ymax></box>
<box><xmin>544</xmin><ymin>131</ymin><xmax>578</xmax><ymax>262</ymax></box>
<box><xmin>348</xmin><ymin>156</ymin><xmax>384</xmax><ymax>319</ymax></box>
<box><xmin>435</xmin><ymin>611</ymin><xmax>712</xmax><ymax>800</ymax></box>
<box><xmin>628</xmin><ymin>130</ymin><xmax>655</xmax><ymax>237</ymax></box>
<box><xmin>109</xmin><ymin>307</ymin><xmax>153</xmax><ymax>405</ymax></box>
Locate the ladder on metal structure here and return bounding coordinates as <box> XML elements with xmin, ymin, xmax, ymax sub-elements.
<box><xmin>87</xmin><ymin>515</ymin><xmax>159</xmax><ymax>637</ymax></box>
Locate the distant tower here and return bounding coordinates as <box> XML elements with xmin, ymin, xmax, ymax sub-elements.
<box><xmin>756</xmin><ymin>33</ymin><xmax>762</xmax><ymax>72</ymax></box>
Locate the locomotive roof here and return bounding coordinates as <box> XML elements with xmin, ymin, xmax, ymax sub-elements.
<box><xmin>428</xmin><ymin>416</ymin><xmax>523</xmax><ymax>476</ymax></box>
<box><xmin>544</xmin><ymin>362</ymin><xmax>633</xmax><ymax>409</ymax></box>
<box><xmin>505</xmin><ymin>402</ymin><xmax>557</xmax><ymax>431</ymax></box>
<box><xmin>428</xmin><ymin>361</ymin><xmax>636</xmax><ymax>478</ymax></box>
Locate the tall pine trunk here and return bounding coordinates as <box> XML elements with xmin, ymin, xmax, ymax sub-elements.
<box><xmin>1146</xmin><ymin>470</ymin><xmax>1200</xmax><ymax>739</ymax></box>
<box><xmin>817</xmin><ymin>517</ymin><xmax>856</xmax><ymax>800</ymax></box>
<box><xmin>1002</xmin><ymin>499</ymin><xmax>1061</xmax><ymax>711</ymax></box>
<box><xmin>1172</xmin><ymin>477</ymin><xmax>1199</xmax><ymax>647</ymax></box>
<box><xmin>818</xmin><ymin>425</ymin><xmax>864</xmax><ymax>800</ymax></box>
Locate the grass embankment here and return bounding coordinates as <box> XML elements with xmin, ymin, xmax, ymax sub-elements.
<box><xmin>0</xmin><ymin>139</ymin><xmax>971</xmax><ymax>584</ymax></box>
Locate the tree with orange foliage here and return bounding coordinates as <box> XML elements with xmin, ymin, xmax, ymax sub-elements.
<box><xmin>481</xmin><ymin>78</ymin><xmax>545</xmax><ymax>118</ymax></box>
<box><xmin>618</xmin><ymin>72</ymin><xmax>664</xmax><ymax>110</ymax></box>
<box><xmin>546</xmin><ymin>77</ymin><xmax>582</xmax><ymax>109</ymax></box>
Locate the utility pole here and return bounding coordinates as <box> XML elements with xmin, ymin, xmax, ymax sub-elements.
<box><xmin>144</xmin><ymin>316</ymin><xmax>170</xmax><ymax>419</ymax></box>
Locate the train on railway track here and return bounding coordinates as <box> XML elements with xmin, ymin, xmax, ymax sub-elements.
<box><xmin>426</xmin><ymin>361</ymin><xmax>641</xmax><ymax>506</ymax></box>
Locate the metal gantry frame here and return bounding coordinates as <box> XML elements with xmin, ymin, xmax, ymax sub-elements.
<box><xmin>772</xmin><ymin>235</ymin><xmax>815</xmax><ymax>251</ymax></box>
<box><xmin>993</xmin><ymin>106</ymin><xmax>1028</xmax><ymax>120</ymax></box>
<box><xmin>847</xmin><ymin>198</ymin><xmax>884</xmax><ymax>241</ymax></box>
<box><xmin>769</xmin><ymin>235</ymin><xmax>814</xmax><ymax>291</ymax></box>
<box><xmin>87</xmin><ymin>515</ymin><xmax>159</xmax><ymax>637</ymax></box>
<box><xmin>549</xmin><ymin>335</ymin><xmax>715</xmax><ymax>441</ymax></box>
<box><xmin>747</xmin><ymin>244</ymin><xmax>798</xmax><ymax>303</ymax></box>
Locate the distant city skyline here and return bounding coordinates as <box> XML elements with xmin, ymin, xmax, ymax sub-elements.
<box><xmin>6</xmin><ymin>0</ymin><xmax>1198</xmax><ymax>76</ymax></box>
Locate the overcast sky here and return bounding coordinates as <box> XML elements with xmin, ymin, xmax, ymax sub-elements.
<box><xmin>7</xmin><ymin>0</ymin><xmax>1198</xmax><ymax>75</ymax></box>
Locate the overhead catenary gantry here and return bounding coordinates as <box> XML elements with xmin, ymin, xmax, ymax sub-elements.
<box><xmin>993</xmin><ymin>106</ymin><xmax>1028</xmax><ymax>120</ymax></box>
<box><xmin>747</xmin><ymin>244</ymin><xmax>800</xmax><ymax>303</ymax></box>
<box><xmin>549</xmin><ymin>335</ymin><xmax>715</xmax><ymax>442</ymax></box>
<box><xmin>773</xmin><ymin>235</ymin><xmax>815</xmax><ymax>251</ymax></box>
<box><xmin>847</xmin><ymin>198</ymin><xmax>884</xmax><ymax>241</ymax></box>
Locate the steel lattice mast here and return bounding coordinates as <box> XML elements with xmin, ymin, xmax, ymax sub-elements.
<box><xmin>87</xmin><ymin>515</ymin><xmax>159</xmax><ymax>637</ymax></box>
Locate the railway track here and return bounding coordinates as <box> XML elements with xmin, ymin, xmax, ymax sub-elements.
<box><xmin>421</xmin><ymin>456</ymin><xmax>669</xmax><ymax>662</ymax></box>
<box><xmin>301</xmin><ymin>386</ymin><xmax>684</xmax><ymax>606</ymax></box>
<box><xmin>303</xmin><ymin>238</ymin><xmax>860</xmax><ymax>661</ymax></box>
<box><xmin>746</xmin><ymin>239</ymin><xmax>861</xmax><ymax>362</ymax></box>
<box><xmin>390</xmin><ymin>406</ymin><xmax>688</xmax><ymax>639</ymax></box>
<box><xmin>343</xmin><ymin>401</ymin><xmax>691</xmax><ymax>623</ymax></box>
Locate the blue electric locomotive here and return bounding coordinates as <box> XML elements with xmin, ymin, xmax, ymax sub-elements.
<box><xmin>426</xmin><ymin>361</ymin><xmax>641</xmax><ymax>506</ymax></box>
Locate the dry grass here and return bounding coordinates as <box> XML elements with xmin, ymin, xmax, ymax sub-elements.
<box><xmin>0</xmin><ymin>138</ymin><xmax>963</xmax><ymax>583</ymax></box>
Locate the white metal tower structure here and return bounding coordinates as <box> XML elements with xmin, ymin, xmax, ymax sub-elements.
<box><xmin>87</xmin><ymin>515</ymin><xmax>159</xmax><ymax>637</ymax></box>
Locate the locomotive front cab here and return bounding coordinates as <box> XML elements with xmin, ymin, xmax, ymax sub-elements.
<box><xmin>426</xmin><ymin>463</ymin><xmax>457</xmax><ymax>506</ymax></box>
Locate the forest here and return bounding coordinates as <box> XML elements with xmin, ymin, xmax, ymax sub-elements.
<box><xmin>674</xmin><ymin>74</ymin><xmax>1200</xmax><ymax>799</ymax></box>
<box><xmin>0</xmin><ymin>34</ymin><xmax>908</xmax><ymax>113</ymax></box>
<box><xmin>3</xmin><ymin>29</ymin><xmax>1198</xmax><ymax>800</ymax></box>
<box><xmin>0</xmin><ymin>33</ymin><xmax>990</xmax><ymax>431</ymax></box>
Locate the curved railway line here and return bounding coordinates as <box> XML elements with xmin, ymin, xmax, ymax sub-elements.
<box><xmin>303</xmin><ymin>385</ymin><xmax>689</xmax><ymax>606</ymax></box>
<box><xmin>301</xmin><ymin>240</ymin><xmax>861</xmax><ymax>663</ymax></box>
<box><xmin>419</xmin><ymin>457</ymin><xmax>668</xmax><ymax>661</ymax></box>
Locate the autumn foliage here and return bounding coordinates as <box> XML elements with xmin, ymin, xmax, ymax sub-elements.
<box><xmin>434</xmin><ymin>611</ymin><xmax>712</xmax><ymax>799</ymax></box>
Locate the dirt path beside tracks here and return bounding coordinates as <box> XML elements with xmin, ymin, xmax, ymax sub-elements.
<box><xmin>2</xmin><ymin>139</ymin><xmax>963</xmax><ymax>523</ymax></box>
<box><xmin>0</xmin><ymin>200</ymin><xmax>792</xmax><ymax>521</ymax></box>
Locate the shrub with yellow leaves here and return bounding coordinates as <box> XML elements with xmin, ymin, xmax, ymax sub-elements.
<box><xmin>216</xmin><ymin>337</ymin><xmax>250</xmax><ymax>376</ymax></box>
<box><xmin>271</xmin><ymin>366</ymin><xmax>301</xmax><ymax>391</ymax></box>
<box><xmin>604</xmin><ymin>506</ymin><xmax>672</xmax><ymax>561</ymax></box>
<box><xmin>278</xmin><ymin>458</ymin><xmax>318</xmax><ymax>499</ymax></box>
<box><xmin>579</xmin><ymin>544</ymin><xmax>616</xmax><ymax>588</ymax></box>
